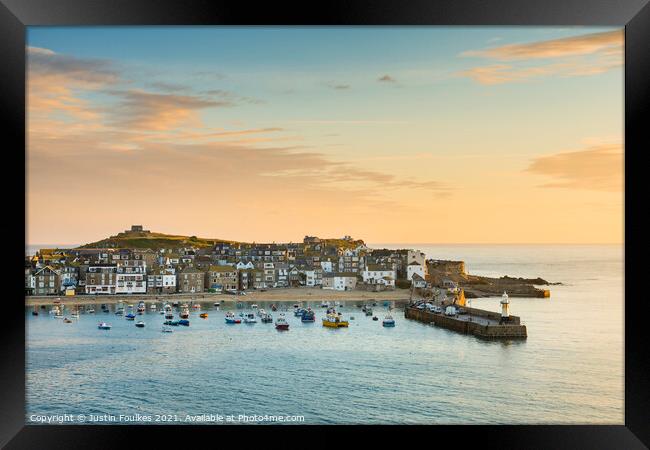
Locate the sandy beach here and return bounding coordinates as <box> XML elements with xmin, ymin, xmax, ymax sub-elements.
<box><xmin>25</xmin><ymin>287</ymin><xmax>412</xmax><ymax>307</ymax></box>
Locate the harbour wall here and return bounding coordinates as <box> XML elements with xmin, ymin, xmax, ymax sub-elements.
<box><xmin>404</xmin><ymin>307</ymin><xmax>527</xmax><ymax>339</ymax></box>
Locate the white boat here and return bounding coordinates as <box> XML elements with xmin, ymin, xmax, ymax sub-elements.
<box><xmin>382</xmin><ymin>313</ymin><xmax>396</xmax><ymax>327</ymax></box>
<box><xmin>150</xmin><ymin>303</ymin><xmax>157</xmax><ymax>310</ymax></box>
<box><xmin>87</xmin><ymin>308</ymin><xmax>95</xmax><ymax>314</ymax></box>
<box><xmin>70</xmin><ymin>311</ymin><xmax>80</xmax><ymax>319</ymax></box>
<box><xmin>213</xmin><ymin>301</ymin><xmax>220</xmax><ymax>307</ymax></box>
<box><xmin>243</xmin><ymin>313</ymin><xmax>257</xmax><ymax>324</ymax></box>
<box><xmin>135</xmin><ymin>321</ymin><xmax>145</xmax><ymax>328</ymax></box>
<box><xmin>164</xmin><ymin>304</ymin><xmax>174</xmax><ymax>319</ymax></box>
<box><xmin>251</xmin><ymin>304</ymin><xmax>258</xmax><ymax>309</ymax></box>
<box><xmin>98</xmin><ymin>322</ymin><xmax>112</xmax><ymax>330</ymax></box>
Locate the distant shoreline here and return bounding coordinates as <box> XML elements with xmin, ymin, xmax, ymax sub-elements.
<box><xmin>25</xmin><ymin>288</ymin><xmax>412</xmax><ymax>306</ymax></box>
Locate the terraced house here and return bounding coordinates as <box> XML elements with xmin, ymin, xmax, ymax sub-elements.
<box><xmin>205</xmin><ymin>265</ymin><xmax>238</xmax><ymax>292</ymax></box>
<box><xmin>177</xmin><ymin>266</ymin><xmax>204</xmax><ymax>293</ymax></box>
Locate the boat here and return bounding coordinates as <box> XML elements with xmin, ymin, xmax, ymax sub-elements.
<box><xmin>382</xmin><ymin>314</ymin><xmax>396</xmax><ymax>327</ymax></box>
<box><xmin>125</xmin><ymin>313</ymin><xmax>136</xmax><ymax>320</ymax></box>
<box><xmin>365</xmin><ymin>308</ymin><xmax>373</xmax><ymax>316</ymax></box>
<box><xmin>164</xmin><ymin>320</ymin><xmax>180</xmax><ymax>326</ymax></box>
<box><xmin>243</xmin><ymin>313</ymin><xmax>257</xmax><ymax>324</ymax></box>
<box><xmin>63</xmin><ymin>318</ymin><xmax>73</xmax><ymax>323</ymax></box>
<box><xmin>103</xmin><ymin>308</ymin><xmax>110</xmax><ymax>313</ymax></box>
<box><xmin>236</xmin><ymin>302</ymin><xmax>244</xmax><ymax>309</ymax></box>
<box><xmin>257</xmin><ymin>308</ymin><xmax>265</xmax><ymax>317</ymax></box>
<box><xmin>322</xmin><ymin>312</ymin><xmax>349</xmax><ymax>328</ymax></box>
<box><xmin>271</xmin><ymin>304</ymin><xmax>277</xmax><ymax>311</ymax></box>
<box><xmin>261</xmin><ymin>312</ymin><xmax>273</xmax><ymax>323</ymax></box>
<box><xmin>135</xmin><ymin>321</ymin><xmax>145</xmax><ymax>328</ymax></box>
<box><xmin>98</xmin><ymin>322</ymin><xmax>112</xmax><ymax>330</ymax></box>
<box><xmin>115</xmin><ymin>308</ymin><xmax>124</xmax><ymax>316</ymax></box>
<box><xmin>179</xmin><ymin>306</ymin><xmax>190</xmax><ymax>319</ymax></box>
<box><xmin>162</xmin><ymin>326</ymin><xmax>173</xmax><ymax>333</ymax></box>
<box><xmin>137</xmin><ymin>301</ymin><xmax>146</xmax><ymax>313</ymax></box>
<box><xmin>275</xmin><ymin>314</ymin><xmax>289</xmax><ymax>331</ymax></box>
<box><xmin>225</xmin><ymin>312</ymin><xmax>241</xmax><ymax>324</ymax></box>
<box><xmin>32</xmin><ymin>306</ymin><xmax>39</xmax><ymax>316</ymax></box>
<box><xmin>164</xmin><ymin>304</ymin><xmax>174</xmax><ymax>319</ymax></box>
<box><xmin>172</xmin><ymin>301</ymin><xmax>179</xmax><ymax>307</ymax></box>
<box><xmin>213</xmin><ymin>301</ymin><xmax>221</xmax><ymax>307</ymax></box>
<box><xmin>192</xmin><ymin>303</ymin><xmax>201</xmax><ymax>309</ymax></box>
<box><xmin>100</xmin><ymin>303</ymin><xmax>107</xmax><ymax>310</ymax></box>
<box><xmin>293</xmin><ymin>303</ymin><xmax>300</xmax><ymax>309</ymax></box>
<box><xmin>320</xmin><ymin>301</ymin><xmax>329</xmax><ymax>308</ymax></box>
<box><xmin>87</xmin><ymin>308</ymin><xmax>95</xmax><ymax>314</ymax></box>
<box><xmin>150</xmin><ymin>303</ymin><xmax>157</xmax><ymax>311</ymax></box>
<box><xmin>178</xmin><ymin>319</ymin><xmax>190</xmax><ymax>326</ymax></box>
<box><xmin>372</xmin><ymin>316</ymin><xmax>379</xmax><ymax>321</ymax></box>
<box><xmin>200</xmin><ymin>313</ymin><xmax>208</xmax><ymax>319</ymax></box>
<box><xmin>71</xmin><ymin>310</ymin><xmax>80</xmax><ymax>319</ymax></box>
<box><xmin>251</xmin><ymin>304</ymin><xmax>258</xmax><ymax>309</ymax></box>
<box><xmin>301</xmin><ymin>308</ymin><xmax>315</xmax><ymax>323</ymax></box>
<box><xmin>294</xmin><ymin>307</ymin><xmax>305</xmax><ymax>317</ymax></box>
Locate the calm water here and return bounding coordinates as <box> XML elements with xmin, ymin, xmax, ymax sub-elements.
<box><xmin>26</xmin><ymin>245</ymin><xmax>624</xmax><ymax>424</ymax></box>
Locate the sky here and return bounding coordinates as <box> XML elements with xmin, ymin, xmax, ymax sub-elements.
<box><xmin>26</xmin><ymin>27</ymin><xmax>624</xmax><ymax>245</ymax></box>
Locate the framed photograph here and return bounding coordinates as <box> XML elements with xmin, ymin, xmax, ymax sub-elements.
<box><xmin>2</xmin><ymin>0</ymin><xmax>647</xmax><ymax>447</ymax></box>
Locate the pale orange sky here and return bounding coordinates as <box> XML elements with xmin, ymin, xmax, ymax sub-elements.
<box><xmin>27</xmin><ymin>27</ymin><xmax>623</xmax><ymax>245</ymax></box>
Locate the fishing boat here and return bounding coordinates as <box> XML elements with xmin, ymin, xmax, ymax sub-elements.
<box><xmin>178</xmin><ymin>319</ymin><xmax>190</xmax><ymax>326</ymax></box>
<box><xmin>125</xmin><ymin>313</ymin><xmax>136</xmax><ymax>320</ymax></box>
<box><xmin>98</xmin><ymin>322</ymin><xmax>112</xmax><ymax>330</ymax></box>
<box><xmin>179</xmin><ymin>306</ymin><xmax>190</xmax><ymax>319</ymax></box>
<box><xmin>164</xmin><ymin>320</ymin><xmax>180</xmax><ymax>326</ymax></box>
<box><xmin>200</xmin><ymin>313</ymin><xmax>208</xmax><ymax>319</ymax></box>
<box><xmin>135</xmin><ymin>321</ymin><xmax>145</xmax><ymax>328</ymax></box>
<box><xmin>322</xmin><ymin>312</ymin><xmax>349</xmax><ymax>328</ymax></box>
<box><xmin>162</xmin><ymin>326</ymin><xmax>173</xmax><ymax>333</ymax></box>
<box><xmin>243</xmin><ymin>313</ymin><xmax>257</xmax><ymax>324</ymax></box>
<box><xmin>137</xmin><ymin>301</ymin><xmax>146</xmax><ymax>313</ymax></box>
<box><xmin>224</xmin><ymin>312</ymin><xmax>241</xmax><ymax>324</ymax></box>
<box><xmin>164</xmin><ymin>304</ymin><xmax>174</xmax><ymax>319</ymax></box>
<box><xmin>275</xmin><ymin>314</ymin><xmax>289</xmax><ymax>331</ymax></box>
<box><xmin>261</xmin><ymin>312</ymin><xmax>273</xmax><ymax>323</ymax></box>
<box><xmin>301</xmin><ymin>308</ymin><xmax>315</xmax><ymax>323</ymax></box>
<box><xmin>382</xmin><ymin>313</ymin><xmax>396</xmax><ymax>327</ymax></box>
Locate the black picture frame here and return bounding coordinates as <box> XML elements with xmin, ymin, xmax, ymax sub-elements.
<box><xmin>1</xmin><ymin>0</ymin><xmax>647</xmax><ymax>447</ymax></box>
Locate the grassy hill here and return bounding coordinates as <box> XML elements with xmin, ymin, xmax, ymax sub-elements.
<box><xmin>77</xmin><ymin>231</ymin><xmax>236</xmax><ymax>250</ymax></box>
<box><xmin>77</xmin><ymin>230</ymin><xmax>364</xmax><ymax>251</ymax></box>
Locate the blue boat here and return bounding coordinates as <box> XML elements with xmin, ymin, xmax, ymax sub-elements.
<box><xmin>178</xmin><ymin>319</ymin><xmax>190</xmax><ymax>326</ymax></box>
<box><xmin>125</xmin><ymin>313</ymin><xmax>136</xmax><ymax>320</ymax></box>
<box><xmin>164</xmin><ymin>320</ymin><xmax>180</xmax><ymax>326</ymax></box>
<box><xmin>382</xmin><ymin>314</ymin><xmax>396</xmax><ymax>327</ymax></box>
<box><xmin>294</xmin><ymin>308</ymin><xmax>305</xmax><ymax>317</ymax></box>
<box><xmin>301</xmin><ymin>309</ymin><xmax>315</xmax><ymax>322</ymax></box>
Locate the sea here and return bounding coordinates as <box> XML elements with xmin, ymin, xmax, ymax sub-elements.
<box><xmin>25</xmin><ymin>244</ymin><xmax>623</xmax><ymax>425</ymax></box>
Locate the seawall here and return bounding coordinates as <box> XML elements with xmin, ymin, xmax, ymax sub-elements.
<box><xmin>404</xmin><ymin>306</ymin><xmax>527</xmax><ymax>339</ymax></box>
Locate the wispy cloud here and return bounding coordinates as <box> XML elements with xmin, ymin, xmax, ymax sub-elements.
<box><xmin>526</xmin><ymin>142</ymin><xmax>623</xmax><ymax>191</ymax></box>
<box><xmin>458</xmin><ymin>30</ymin><xmax>623</xmax><ymax>85</ymax></box>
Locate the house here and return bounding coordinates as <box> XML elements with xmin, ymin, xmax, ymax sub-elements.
<box><xmin>361</xmin><ymin>264</ymin><xmax>396</xmax><ymax>288</ymax></box>
<box><xmin>320</xmin><ymin>260</ymin><xmax>334</xmax><ymax>273</ymax></box>
<box><xmin>177</xmin><ymin>266</ymin><xmax>204</xmax><ymax>293</ymax></box>
<box><xmin>25</xmin><ymin>266</ymin><xmax>35</xmax><ymax>296</ymax></box>
<box><xmin>85</xmin><ymin>264</ymin><xmax>118</xmax><ymax>295</ymax></box>
<box><xmin>407</xmin><ymin>250</ymin><xmax>426</xmax><ymax>267</ymax></box>
<box><xmin>115</xmin><ymin>265</ymin><xmax>147</xmax><ymax>294</ymax></box>
<box><xmin>250</xmin><ymin>269</ymin><xmax>266</xmax><ymax>289</ymax></box>
<box><xmin>147</xmin><ymin>266</ymin><xmax>176</xmax><ymax>294</ymax></box>
<box><xmin>303</xmin><ymin>268</ymin><xmax>323</xmax><ymax>287</ymax></box>
<box><xmin>33</xmin><ymin>266</ymin><xmax>61</xmax><ymax>295</ymax></box>
<box><xmin>412</xmin><ymin>273</ymin><xmax>428</xmax><ymax>289</ymax></box>
<box><xmin>407</xmin><ymin>261</ymin><xmax>426</xmax><ymax>281</ymax></box>
<box><xmin>275</xmin><ymin>263</ymin><xmax>289</xmax><ymax>287</ymax></box>
<box><xmin>288</xmin><ymin>266</ymin><xmax>303</xmax><ymax>286</ymax></box>
<box><xmin>205</xmin><ymin>265</ymin><xmax>238</xmax><ymax>292</ymax></box>
<box><xmin>262</xmin><ymin>262</ymin><xmax>276</xmax><ymax>287</ymax></box>
<box><xmin>322</xmin><ymin>272</ymin><xmax>357</xmax><ymax>291</ymax></box>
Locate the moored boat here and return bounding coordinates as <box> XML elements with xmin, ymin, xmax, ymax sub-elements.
<box><xmin>261</xmin><ymin>312</ymin><xmax>273</xmax><ymax>323</ymax></box>
<box><xmin>382</xmin><ymin>313</ymin><xmax>396</xmax><ymax>327</ymax></box>
<box><xmin>294</xmin><ymin>307</ymin><xmax>305</xmax><ymax>317</ymax></box>
<box><xmin>98</xmin><ymin>322</ymin><xmax>112</xmax><ymax>330</ymax></box>
<box><xmin>135</xmin><ymin>321</ymin><xmax>145</xmax><ymax>327</ymax></box>
<box><xmin>271</xmin><ymin>304</ymin><xmax>277</xmax><ymax>311</ymax></box>
<box><xmin>225</xmin><ymin>312</ymin><xmax>241</xmax><ymax>324</ymax></box>
<box><xmin>162</xmin><ymin>325</ymin><xmax>173</xmax><ymax>333</ymax></box>
<box><xmin>200</xmin><ymin>313</ymin><xmax>208</xmax><ymax>318</ymax></box>
<box><xmin>243</xmin><ymin>313</ymin><xmax>257</xmax><ymax>324</ymax></box>
<box><xmin>178</xmin><ymin>319</ymin><xmax>190</xmax><ymax>326</ymax></box>
<box><xmin>63</xmin><ymin>318</ymin><xmax>73</xmax><ymax>323</ymax></box>
<box><xmin>322</xmin><ymin>312</ymin><xmax>349</xmax><ymax>328</ymax></box>
<box><xmin>301</xmin><ymin>308</ymin><xmax>315</xmax><ymax>323</ymax></box>
<box><xmin>125</xmin><ymin>313</ymin><xmax>136</xmax><ymax>320</ymax></box>
<box><xmin>275</xmin><ymin>314</ymin><xmax>289</xmax><ymax>331</ymax></box>
<box><xmin>137</xmin><ymin>301</ymin><xmax>146</xmax><ymax>313</ymax></box>
<box><xmin>164</xmin><ymin>304</ymin><xmax>173</xmax><ymax>319</ymax></box>
<box><xmin>164</xmin><ymin>320</ymin><xmax>180</xmax><ymax>326</ymax></box>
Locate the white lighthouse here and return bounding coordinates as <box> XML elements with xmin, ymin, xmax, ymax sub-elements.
<box><xmin>500</xmin><ymin>291</ymin><xmax>510</xmax><ymax>320</ymax></box>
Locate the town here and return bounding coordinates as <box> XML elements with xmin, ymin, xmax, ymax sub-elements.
<box><xmin>26</xmin><ymin>225</ymin><xmax>448</xmax><ymax>298</ymax></box>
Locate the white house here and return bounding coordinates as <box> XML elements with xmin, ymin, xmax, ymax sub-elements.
<box><xmin>407</xmin><ymin>261</ymin><xmax>426</xmax><ymax>281</ymax></box>
<box><xmin>407</xmin><ymin>250</ymin><xmax>426</xmax><ymax>267</ymax></box>
<box><xmin>320</xmin><ymin>260</ymin><xmax>334</xmax><ymax>273</ymax></box>
<box><xmin>322</xmin><ymin>273</ymin><xmax>357</xmax><ymax>291</ymax></box>
<box><xmin>115</xmin><ymin>265</ymin><xmax>147</xmax><ymax>294</ymax></box>
<box><xmin>361</xmin><ymin>264</ymin><xmax>396</xmax><ymax>288</ymax></box>
<box><xmin>236</xmin><ymin>261</ymin><xmax>255</xmax><ymax>270</ymax></box>
<box><xmin>303</xmin><ymin>268</ymin><xmax>323</xmax><ymax>287</ymax></box>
